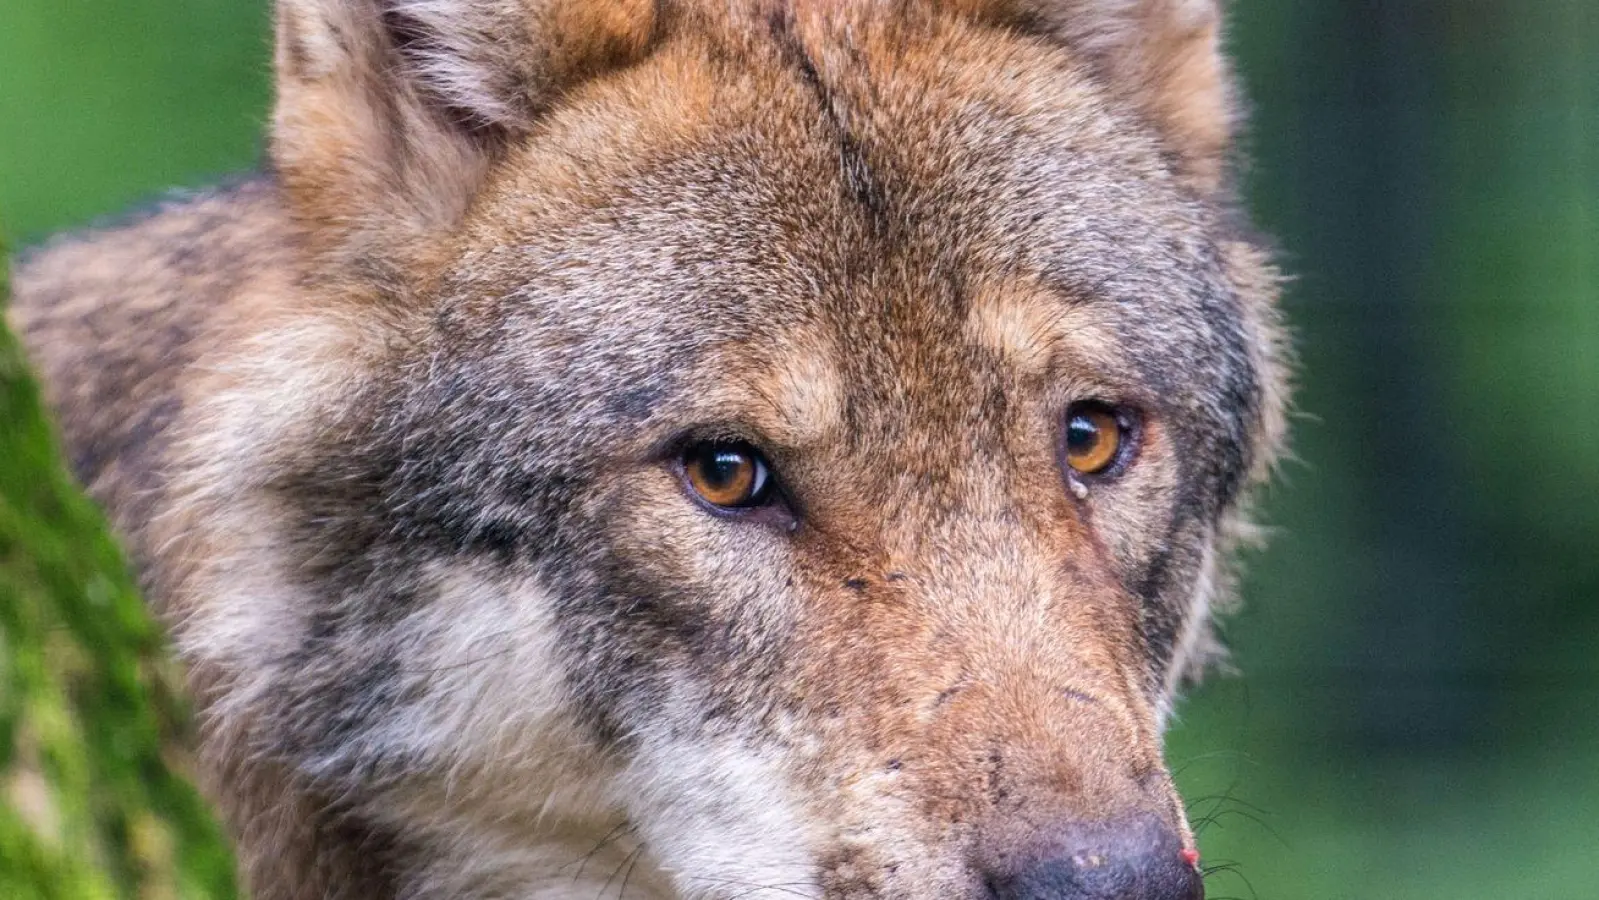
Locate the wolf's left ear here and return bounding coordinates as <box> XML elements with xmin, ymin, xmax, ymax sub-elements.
<box><xmin>994</xmin><ymin>0</ymin><xmax>1234</xmax><ymax>191</ymax></box>
<box><xmin>272</xmin><ymin>0</ymin><xmax>656</xmax><ymax>280</ymax></box>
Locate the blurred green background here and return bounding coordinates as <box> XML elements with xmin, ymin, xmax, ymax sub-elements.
<box><xmin>1</xmin><ymin>1</ymin><xmax>1595</xmax><ymax>898</ymax></box>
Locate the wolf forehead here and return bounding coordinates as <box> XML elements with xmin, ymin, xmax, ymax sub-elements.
<box><xmin>395</xmin><ymin>12</ymin><xmax>1266</xmax><ymax>499</ymax></box>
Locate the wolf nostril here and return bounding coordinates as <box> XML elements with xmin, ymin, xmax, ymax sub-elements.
<box><xmin>980</xmin><ymin>816</ymin><xmax>1202</xmax><ymax>900</ymax></box>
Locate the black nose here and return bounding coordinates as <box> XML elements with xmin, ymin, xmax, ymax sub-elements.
<box><xmin>982</xmin><ymin>816</ymin><xmax>1203</xmax><ymax>900</ymax></box>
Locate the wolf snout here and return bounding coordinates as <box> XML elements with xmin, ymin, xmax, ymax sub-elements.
<box><xmin>979</xmin><ymin>815</ymin><xmax>1203</xmax><ymax>900</ymax></box>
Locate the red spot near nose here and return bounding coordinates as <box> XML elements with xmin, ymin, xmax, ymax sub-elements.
<box><xmin>1180</xmin><ymin>848</ymin><xmax>1201</xmax><ymax>869</ymax></box>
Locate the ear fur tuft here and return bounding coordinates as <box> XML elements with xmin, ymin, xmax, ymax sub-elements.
<box><xmin>986</xmin><ymin>0</ymin><xmax>1235</xmax><ymax>190</ymax></box>
<box><xmin>271</xmin><ymin>0</ymin><xmax>657</xmax><ymax>281</ymax></box>
<box><xmin>381</xmin><ymin>0</ymin><xmax>657</xmax><ymax>131</ymax></box>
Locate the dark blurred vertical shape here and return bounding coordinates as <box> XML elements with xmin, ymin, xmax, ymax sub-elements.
<box><xmin>1287</xmin><ymin>0</ymin><xmax>1478</xmax><ymax>749</ymax></box>
<box><xmin>1435</xmin><ymin>0</ymin><xmax>1599</xmax><ymax>720</ymax></box>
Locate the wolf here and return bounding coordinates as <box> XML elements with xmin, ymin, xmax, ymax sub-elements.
<box><xmin>9</xmin><ymin>0</ymin><xmax>1288</xmax><ymax>897</ymax></box>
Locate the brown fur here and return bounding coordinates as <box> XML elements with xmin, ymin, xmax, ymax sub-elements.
<box><xmin>10</xmin><ymin>2</ymin><xmax>1287</xmax><ymax>898</ymax></box>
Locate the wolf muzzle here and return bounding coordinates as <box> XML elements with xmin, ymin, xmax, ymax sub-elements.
<box><xmin>979</xmin><ymin>814</ymin><xmax>1203</xmax><ymax>900</ymax></box>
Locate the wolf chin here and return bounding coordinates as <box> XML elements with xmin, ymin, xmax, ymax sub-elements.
<box><xmin>10</xmin><ymin>1</ymin><xmax>1288</xmax><ymax>898</ymax></box>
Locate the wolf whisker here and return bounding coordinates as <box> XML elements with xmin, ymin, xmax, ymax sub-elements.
<box><xmin>599</xmin><ymin>844</ymin><xmax>646</xmax><ymax>900</ymax></box>
<box><xmin>1200</xmin><ymin>858</ymin><xmax>1261</xmax><ymax>900</ymax></box>
<box><xmin>678</xmin><ymin>874</ymin><xmax>822</xmax><ymax>898</ymax></box>
<box><xmin>562</xmin><ymin>821</ymin><xmax>636</xmax><ymax>881</ymax></box>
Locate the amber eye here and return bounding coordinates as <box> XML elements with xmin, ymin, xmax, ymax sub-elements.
<box><xmin>1064</xmin><ymin>402</ymin><xmax>1126</xmax><ymax>476</ymax></box>
<box><xmin>682</xmin><ymin>441</ymin><xmax>774</xmax><ymax>509</ymax></box>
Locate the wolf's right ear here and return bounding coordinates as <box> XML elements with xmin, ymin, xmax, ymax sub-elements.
<box><xmin>272</xmin><ymin>0</ymin><xmax>656</xmax><ymax>279</ymax></box>
<box><xmin>978</xmin><ymin>0</ymin><xmax>1235</xmax><ymax>192</ymax></box>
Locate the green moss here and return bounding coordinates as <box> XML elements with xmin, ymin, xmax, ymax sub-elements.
<box><xmin>0</xmin><ymin>258</ymin><xmax>236</xmax><ymax>899</ymax></box>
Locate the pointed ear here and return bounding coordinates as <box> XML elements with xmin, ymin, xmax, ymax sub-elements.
<box><xmin>997</xmin><ymin>0</ymin><xmax>1234</xmax><ymax>191</ymax></box>
<box><xmin>271</xmin><ymin>0</ymin><xmax>656</xmax><ymax>278</ymax></box>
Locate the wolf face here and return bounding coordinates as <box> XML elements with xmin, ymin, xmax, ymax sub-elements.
<box><xmin>12</xmin><ymin>1</ymin><xmax>1288</xmax><ymax>898</ymax></box>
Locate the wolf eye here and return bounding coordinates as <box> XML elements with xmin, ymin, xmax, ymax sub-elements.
<box><xmin>682</xmin><ymin>441</ymin><xmax>774</xmax><ymax>509</ymax></box>
<box><xmin>1063</xmin><ymin>402</ymin><xmax>1127</xmax><ymax>476</ymax></box>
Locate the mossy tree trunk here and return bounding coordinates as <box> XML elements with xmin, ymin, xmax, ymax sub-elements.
<box><xmin>0</xmin><ymin>258</ymin><xmax>236</xmax><ymax>898</ymax></box>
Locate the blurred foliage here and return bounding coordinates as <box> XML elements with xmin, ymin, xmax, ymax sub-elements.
<box><xmin>1166</xmin><ymin>3</ymin><xmax>1599</xmax><ymax>898</ymax></box>
<box><xmin>1</xmin><ymin>1</ymin><xmax>1596</xmax><ymax>898</ymax></box>
<box><xmin>0</xmin><ymin>1</ymin><xmax>270</xmax><ymax>240</ymax></box>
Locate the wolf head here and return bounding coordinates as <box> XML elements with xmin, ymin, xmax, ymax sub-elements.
<box><xmin>161</xmin><ymin>1</ymin><xmax>1288</xmax><ymax>897</ymax></box>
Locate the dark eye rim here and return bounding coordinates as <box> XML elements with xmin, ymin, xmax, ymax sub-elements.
<box><xmin>672</xmin><ymin>436</ymin><xmax>798</xmax><ymax>528</ymax></box>
<box><xmin>1060</xmin><ymin>400</ymin><xmax>1143</xmax><ymax>482</ymax></box>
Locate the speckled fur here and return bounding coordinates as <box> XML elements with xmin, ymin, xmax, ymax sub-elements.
<box><xmin>9</xmin><ymin>1</ymin><xmax>1287</xmax><ymax>897</ymax></box>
